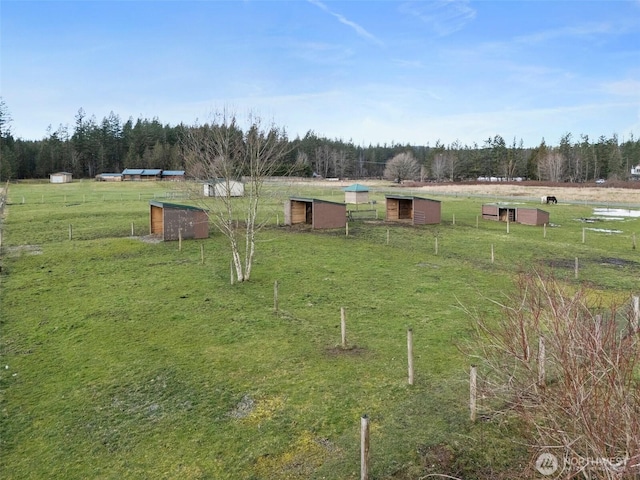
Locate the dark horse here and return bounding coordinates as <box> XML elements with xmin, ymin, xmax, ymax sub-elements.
<box><xmin>545</xmin><ymin>196</ymin><xmax>558</xmax><ymax>204</ymax></box>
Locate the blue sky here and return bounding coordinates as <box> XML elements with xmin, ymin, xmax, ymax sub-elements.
<box><xmin>2</xmin><ymin>0</ymin><xmax>639</xmax><ymax>147</ymax></box>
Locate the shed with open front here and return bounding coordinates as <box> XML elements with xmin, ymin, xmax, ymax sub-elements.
<box><xmin>284</xmin><ymin>197</ymin><xmax>347</xmax><ymax>229</ymax></box>
<box><xmin>385</xmin><ymin>195</ymin><xmax>441</xmax><ymax>225</ymax></box>
<box><xmin>149</xmin><ymin>201</ymin><xmax>209</xmax><ymax>241</ymax></box>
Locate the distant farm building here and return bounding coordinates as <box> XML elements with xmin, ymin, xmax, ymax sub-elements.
<box><xmin>122</xmin><ymin>169</ymin><xmax>162</xmax><ymax>181</ymax></box>
<box><xmin>96</xmin><ymin>173</ymin><xmax>122</xmax><ymax>182</ymax></box>
<box><xmin>161</xmin><ymin>170</ymin><xmax>185</xmax><ymax>181</ymax></box>
<box><xmin>482</xmin><ymin>204</ymin><xmax>549</xmax><ymax>226</ymax></box>
<box><xmin>343</xmin><ymin>184</ymin><xmax>370</xmax><ymax>204</ymax></box>
<box><xmin>385</xmin><ymin>195</ymin><xmax>441</xmax><ymax>225</ymax></box>
<box><xmin>49</xmin><ymin>172</ymin><xmax>72</xmax><ymax>184</ymax></box>
<box><xmin>149</xmin><ymin>201</ymin><xmax>209</xmax><ymax>241</ymax></box>
<box><xmin>203</xmin><ymin>179</ymin><xmax>245</xmax><ymax>197</ymax></box>
<box><xmin>284</xmin><ymin>197</ymin><xmax>347</xmax><ymax>229</ymax></box>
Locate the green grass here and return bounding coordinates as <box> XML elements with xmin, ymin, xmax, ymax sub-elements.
<box><xmin>1</xmin><ymin>181</ymin><xmax>639</xmax><ymax>479</ymax></box>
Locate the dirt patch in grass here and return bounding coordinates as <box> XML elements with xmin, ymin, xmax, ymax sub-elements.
<box><xmin>324</xmin><ymin>345</ymin><xmax>367</xmax><ymax>357</ymax></box>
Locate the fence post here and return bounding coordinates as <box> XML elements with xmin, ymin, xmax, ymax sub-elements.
<box><xmin>575</xmin><ymin>257</ymin><xmax>579</xmax><ymax>279</ymax></box>
<box><xmin>361</xmin><ymin>414</ymin><xmax>370</xmax><ymax>480</ymax></box>
<box><xmin>178</xmin><ymin>229</ymin><xmax>182</xmax><ymax>251</ymax></box>
<box><xmin>69</xmin><ymin>224</ymin><xmax>73</xmax><ymax>241</ymax></box>
<box><xmin>582</xmin><ymin>228</ymin><xmax>586</xmax><ymax>244</ymax></box>
<box><xmin>407</xmin><ymin>328</ymin><xmax>414</xmax><ymax>385</ymax></box>
<box><xmin>538</xmin><ymin>336</ymin><xmax>546</xmax><ymax>388</ymax></box>
<box><xmin>386</xmin><ymin>229</ymin><xmax>389</xmax><ymax>245</ymax></box>
<box><xmin>491</xmin><ymin>244</ymin><xmax>494</xmax><ymax>264</ymax></box>
<box><xmin>346</xmin><ymin>221</ymin><xmax>349</xmax><ymax>237</ymax></box>
<box><xmin>543</xmin><ymin>223</ymin><xmax>547</xmax><ymax>238</ymax></box>
<box><xmin>470</xmin><ymin>365</ymin><xmax>477</xmax><ymax>422</ymax></box>
<box><xmin>131</xmin><ymin>222</ymin><xmax>135</xmax><ymax>236</ymax></box>
<box><xmin>452</xmin><ymin>213</ymin><xmax>455</xmax><ymax>225</ymax></box>
<box><xmin>632</xmin><ymin>296</ymin><xmax>639</xmax><ymax>332</ymax></box>
<box><xmin>341</xmin><ymin>307</ymin><xmax>347</xmax><ymax>348</ymax></box>
<box><xmin>274</xmin><ymin>280</ymin><xmax>279</xmax><ymax>314</ymax></box>
<box><xmin>201</xmin><ymin>244</ymin><xmax>205</xmax><ymax>265</ymax></box>
<box><xmin>434</xmin><ymin>237</ymin><xmax>438</xmax><ymax>255</ymax></box>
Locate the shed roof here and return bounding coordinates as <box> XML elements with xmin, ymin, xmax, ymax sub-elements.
<box><xmin>385</xmin><ymin>194</ymin><xmax>440</xmax><ymax>202</ymax></box>
<box><xmin>344</xmin><ymin>183</ymin><xmax>369</xmax><ymax>192</ymax></box>
<box><xmin>123</xmin><ymin>168</ymin><xmax>162</xmax><ymax>175</ymax></box>
<box><xmin>149</xmin><ymin>200</ymin><xmax>208</xmax><ymax>212</ymax></box>
<box><xmin>51</xmin><ymin>172</ymin><xmax>72</xmax><ymax>175</ymax></box>
<box><xmin>162</xmin><ymin>170</ymin><xmax>185</xmax><ymax>176</ymax></box>
<box><xmin>289</xmin><ymin>197</ymin><xmax>345</xmax><ymax>206</ymax></box>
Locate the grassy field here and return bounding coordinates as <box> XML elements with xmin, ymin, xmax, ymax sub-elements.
<box><xmin>1</xmin><ymin>180</ymin><xmax>639</xmax><ymax>479</ymax></box>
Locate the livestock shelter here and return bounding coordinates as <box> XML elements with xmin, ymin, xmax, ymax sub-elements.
<box><xmin>385</xmin><ymin>195</ymin><xmax>441</xmax><ymax>225</ymax></box>
<box><xmin>284</xmin><ymin>197</ymin><xmax>346</xmax><ymax>229</ymax></box>
<box><xmin>149</xmin><ymin>200</ymin><xmax>209</xmax><ymax>241</ymax></box>
<box><xmin>203</xmin><ymin>179</ymin><xmax>245</xmax><ymax>197</ymax></box>
<box><xmin>161</xmin><ymin>170</ymin><xmax>185</xmax><ymax>181</ymax></box>
<box><xmin>122</xmin><ymin>169</ymin><xmax>162</xmax><ymax>181</ymax></box>
<box><xmin>96</xmin><ymin>173</ymin><xmax>122</xmax><ymax>182</ymax></box>
<box><xmin>482</xmin><ymin>204</ymin><xmax>549</xmax><ymax>226</ymax></box>
<box><xmin>344</xmin><ymin>183</ymin><xmax>370</xmax><ymax>204</ymax></box>
<box><xmin>49</xmin><ymin>172</ymin><xmax>72</xmax><ymax>184</ymax></box>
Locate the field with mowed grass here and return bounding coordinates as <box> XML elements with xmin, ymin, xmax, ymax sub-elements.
<box><xmin>1</xmin><ymin>180</ymin><xmax>640</xmax><ymax>479</ymax></box>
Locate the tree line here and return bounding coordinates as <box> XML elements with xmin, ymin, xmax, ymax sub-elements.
<box><xmin>1</xmin><ymin>100</ymin><xmax>639</xmax><ymax>183</ymax></box>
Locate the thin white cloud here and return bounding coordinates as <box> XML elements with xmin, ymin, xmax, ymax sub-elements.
<box><xmin>515</xmin><ymin>21</ymin><xmax>614</xmax><ymax>45</ymax></box>
<box><xmin>399</xmin><ymin>0</ymin><xmax>476</xmax><ymax>36</ymax></box>
<box><xmin>602</xmin><ymin>79</ymin><xmax>640</xmax><ymax>97</ymax></box>
<box><xmin>307</xmin><ymin>0</ymin><xmax>383</xmax><ymax>46</ymax></box>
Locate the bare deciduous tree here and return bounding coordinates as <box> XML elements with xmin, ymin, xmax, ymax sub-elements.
<box><xmin>384</xmin><ymin>151</ymin><xmax>420</xmax><ymax>183</ymax></box>
<box><xmin>465</xmin><ymin>271</ymin><xmax>640</xmax><ymax>479</ymax></box>
<box><xmin>182</xmin><ymin>111</ymin><xmax>290</xmax><ymax>282</ymax></box>
<box><xmin>539</xmin><ymin>149</ymin><xmax>566</xmax><ymax>182</ymax></box>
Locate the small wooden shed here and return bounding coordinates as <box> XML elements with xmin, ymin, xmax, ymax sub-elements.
<box><xmin>50</xmin><ymin>172</ymin><xmax>72</xmax><ymax>183</ymax></box>
<box><xmin>284</xmin><ymin>197</ymin><xmax>346</xmax><ymax>229</ymax></box>
<box><xmin>203</xmin><ymin>179</ymin><xmax>245</xmax><ymax>197</ymax></box>
<box><xmin>482</xmin><ymin>204</ymin><xmax>549</xmax><ymax>226</ymax></box>
<box><xmin>344</xmin><ymin>184</ymin><xmax>369</xmax><ymax>204</ymax></box>
<box><xmin>385</xmin><ymin>195</ymin><xmax>441</xmax><ymax>225</ymax></box>
<box><xmin>149</xmin><ymin>200</ymin><xmax>209</xmax><ymax>241</ymax></box>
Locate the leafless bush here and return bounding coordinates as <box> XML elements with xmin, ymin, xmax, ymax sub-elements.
<box><xmin>466</xmin><ymin>270</ymin><xmax>640</xmax><ymax>479</ymax></box>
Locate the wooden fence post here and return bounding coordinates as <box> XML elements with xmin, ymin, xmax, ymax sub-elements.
<box><xmin>361</xmin><ymin>414</ymin><xmax>370</xmax><ymax>480</ymax></box>
<box><xmin>491</xmin><ymin>244</ymin><xmax>494</xmax><ymax>264</ymax></box>
<box><xmin>274</xmin><ymin>280</ymin><xmax>279</xmax><ymax>314</ymax></box>
<box><xmin>434</xmin><ymin>237</ymin><xmax>438</xmax><ymax>255</ymax></box>
<box><xmin>582</xmin><ymin>227</ymin><xmax>586</xmax><ymax>244</ymax></box>
<box><xmin>341</xmin><ymin>307</ymin><xmax>347</xmax><ymax>348</ymax></box>
<box><xmin>476</xmin><ymin>215</ymin><xmax>479</xmax><ymax>228</ymax></box>
<box><xmin>386</xmin><ymin>229</ymin><xmax>389</xmax><ymax>245</ymax></box>
<box><xmin>632</xmin><ymin>296</ymin><xmax>639</xmax><ymax>332</ymax></box>
<box><xmin>543</xmin><ymin>223</ymin><xmax>547</xmax><ymax>238</ymax></box>
<box><xmin>595</xmin><ymin>314</ymin><xmax>603</xmax><ymax>350</ymax></box>
<box><xmin>574</xmin><ymin>257</ymin><xmax>579</xmax><ymax>279</ymax></box>
<box><xmin>470</xmin><ymin>365</ymin><xmax>477</xmax><ymax>422</ymax></box>
<box><xmin>538</xmin><ymin>336</ymin><xmax>546</xmax><ymax>388</ymax></box>
<box><xmin>407</xmin><ymin>328</ymin><xmax>414</xmax><ymax>385</ymax></box>
<box><xmin>452</xmin><ymin>214</ymin><xmax>455</xmax><ymax>225</ymax></box>
<box><xmin>346</xmin><ymin>221</ymin><xmax>349</xmax><ymax>237</ymax></box>
<box><xmin>178</xmin><ymin>229</ymin><xmax>182</xmax><ymax>251</ymax></box>
<box><xmin>131</xmin><ymin>222</ymin><xmax>135</xmax><ymax>236</ymax></box>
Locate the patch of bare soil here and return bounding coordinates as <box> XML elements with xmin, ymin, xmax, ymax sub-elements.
<box><xmin>325</xmin><ymin>345</ymin><xmax>367</xmax><ymax>357</ymax></box>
